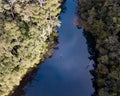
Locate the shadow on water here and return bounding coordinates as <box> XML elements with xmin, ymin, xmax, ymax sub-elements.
<box><xmin>74</xmin><ymin>20</ymin><xmax>98</xmax><ymax>95</ymax></box>
<box><xmin>60</xmin><ymin>0</ymin><xmax>67</xmax><ymax>14</ymax></box>
<box><xmin>83</xmin><ymin>30</ymin><xmax>98</xmax><ymax>62</ymax></box>
<box><xmin>11</xmin><ymin>0</ymin><xmax>96</xmax><ymax>96</ymax></box>
<box><xmin>82</xmin><ymin>30</ymin><xmax>99</xmax><ymax>96</ymax></box>
<box><xmin>11</xmin><ymin>68</ymin><xmax>38</xmax><ymax>96</ymax></box>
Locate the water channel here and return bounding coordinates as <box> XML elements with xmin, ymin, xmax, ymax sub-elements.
<box><xmin>14</xmin><ymin>0</ymin><xmax>94</xmax><ymax>96</ymax></box>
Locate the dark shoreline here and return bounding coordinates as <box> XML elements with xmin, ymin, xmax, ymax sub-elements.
<box><xmin>9</xmin><ymin>33</ymin><xmax>58</xmax><ymax>96</ymax></box>
<box><xmin>77</xmin><ymin>0</ymin><xmax>120</xmax><ymax>96</ymax></box>
<box><xmin>83</xmin><ymin>30</ymin><xmax>98</xmax><ymax>96</ymax></box>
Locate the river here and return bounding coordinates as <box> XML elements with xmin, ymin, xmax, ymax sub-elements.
<box><xmin>13</xmin><ymin>0</ymin><xmax>94</xmax><ymax>96</ymax></box>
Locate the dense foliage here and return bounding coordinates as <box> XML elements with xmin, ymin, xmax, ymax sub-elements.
<box><xmin>0</xmin><ymin>0</ymin><xmax>61</xmax><ymax>96</ymax></box>
<box><xmin>77</xmin><ymin>0</ymin><xmax>120</xmax><ymax>96</ymax></box>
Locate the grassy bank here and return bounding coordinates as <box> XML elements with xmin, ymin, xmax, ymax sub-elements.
<box><xmin>77</xmin><ymin>0</ymin><xmax>120</xmax><ymax>96</ymax></box>
<box><xmin>0</xmin><ymin>0</ymin><xmax>61</xmax><ymax>96</ymax></box>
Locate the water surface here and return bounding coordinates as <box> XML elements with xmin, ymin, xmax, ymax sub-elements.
<box><xmin>20</xmin><ymin>0</ymin><xmax>94</xmax><ymax>96</ymax></box>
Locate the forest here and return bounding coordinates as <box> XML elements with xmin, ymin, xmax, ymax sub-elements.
<box><xmin>0</xmin><ymin>0</ymin><xmax>61</xmax><ymax>96</ymax></box>
<box><xmin>0</xmin><ymin>0</ymin><xmax>120</xmax><ymax>96</ymax></box>
<box><xmin>77</xmin><ymin>0</ymin><xmax>120</xmax><ymax>96</ymax></box>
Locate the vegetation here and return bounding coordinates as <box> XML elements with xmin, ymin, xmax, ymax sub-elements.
<box><xmin>0</xmin><ymin>0</ymin><xmax>61</xmax><ymax>96</ymax></box>
<box><xmin>77</xmin><ymin>0</ymin><xmax>120</xmax><ymax>96</ymax></box>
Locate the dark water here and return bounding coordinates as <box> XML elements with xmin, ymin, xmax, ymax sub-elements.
<box><xmin>19</xmin><ymin>0</ymin><xmax>94</xmax><ymax>96</ymax></box>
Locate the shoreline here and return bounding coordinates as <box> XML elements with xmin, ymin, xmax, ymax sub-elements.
<box><xmin>9</xmin><ymin>32</ymin><xmax>58</xmax><ymax>96</ymax></box>
<box><xmin>77</xmin><ymin>0</ymin><xmax>120</xmax><ymax>96</ymax></box>
<box><xmin>0</xmin><ymin>0</ymin><xmax>61</xmax><ymax>96</ymax></box>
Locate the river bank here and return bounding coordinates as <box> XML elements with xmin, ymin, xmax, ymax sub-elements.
<box><xmin>9</xmin><ymin>33</ymin><xmax>58</xmax><ymax>96</ymax></box>
<box><xmin>0</xmin><ymin>0</ymin><xmax>61</xmax><ymax>96</ymax></box>
<box><xmin>77</xmin><ymin>0</ymin><xmax>120</xmax><ymax>96</ymax></box>
<box><xmin>11</xmin><ymin>0</ymin><xmax>94</xmax><ymax>96</ymax></box>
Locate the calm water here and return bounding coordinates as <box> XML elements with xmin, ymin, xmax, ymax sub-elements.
<box><xmin>19</xmin><ymin>0</ymin><xmax>94</xmax><ymax>96</ymax></box>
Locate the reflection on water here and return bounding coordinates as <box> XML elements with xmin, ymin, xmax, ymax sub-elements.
<box><xmin>13</xmin><ymin>0</ymin><xmax>94</xmax><ymax>96</ymax></box>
